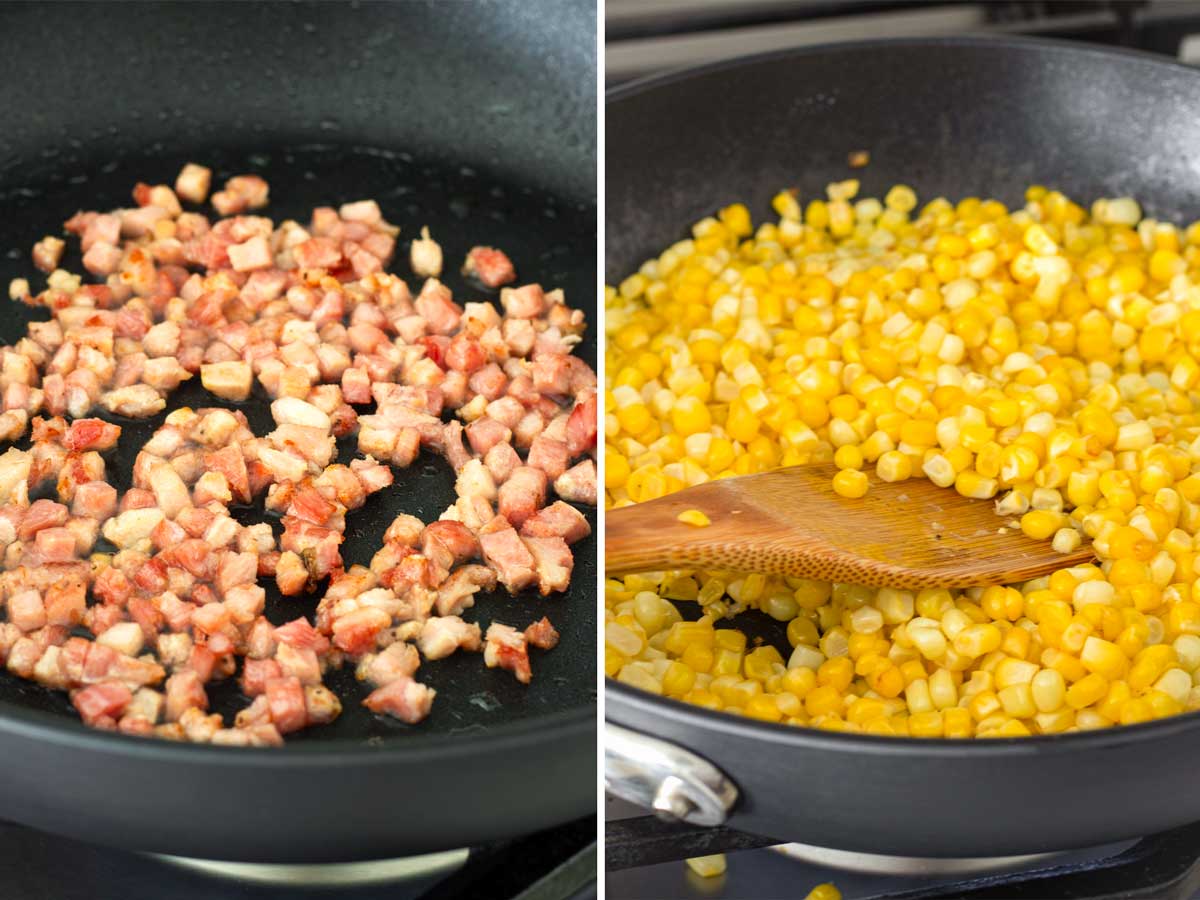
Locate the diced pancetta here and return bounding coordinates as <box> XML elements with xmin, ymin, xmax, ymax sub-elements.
<box><xmin>0</xmin><ymin>166</ymin><xmax>591</xmax><ymax>745</ymax></box>
<box><xmin>362</xmin><ymin>675</ymin><xmax>435</xmax><ymax>724</ymax></box>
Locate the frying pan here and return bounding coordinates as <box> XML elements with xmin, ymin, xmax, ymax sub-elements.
<box><xmin>0</xmin><ymin>0</ymin><xmax>596</xmax><ymax>863</ymax></box>
<box><xmin>605</xmin><ymin>36</ymin><xmax>1200</xmax><ymax>859</ymax></box>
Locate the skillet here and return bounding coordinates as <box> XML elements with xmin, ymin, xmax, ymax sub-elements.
<box><xmin>605</xmin><ymin>36</ymin><xmax>1200</xmax><ymax>858</ymax></box>
<box><xmin>0</xmin><ymin>0</ymin><xmax>596</xmax><ymax>863</ymax></box>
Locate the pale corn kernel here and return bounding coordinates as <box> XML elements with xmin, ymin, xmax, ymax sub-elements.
<box><xmin>928</xmin><ymin>667</ymin><xmax>957</xmax><ymax>709</ymax></box>
<box><xmin>686</xmin><ymin>854</ymin><xmax>728</xmax><ymax>878</ymax></box>
<box><xmin>607</xmin><ymin>623</ymin><xmax>644</xmax><ymax>657</ymax></box>
<box><xmin>995</xmin><ymin>658</ymin><xmax>1038</xmax><ymax>689</ymax></box>
<box><xmin>1052</xmin><ymin>528</ymin><xmax>1082</xmax><ymax>554</ymax></box>
<box><xmin>617</xmin><ymin>664</ymin><xmax>662</xmax><ymax>694</ymax></box>
<box><xmin>1031</xmin><ymin>669</ymin><xmax>1066</xmax><ymax>712</ymax></box>
<box><xmin>1174</xmin><ymin>635</ymin><xmax>1200</xmax><ymax>670</ymax></box>
<box><xmin>909</xmin><ymin>624</ymin><xmax>948</xmax><ymax>660</ymax></box>
<box><xmin>998</xmin><ymin>684</ymin><xmax>1037</xmax><ymax>718</ymax></box>
<box><xmin>877</xmin><ymin>588</ymin><xmax>915</xmax><ymax>625</ymax></box>
<box><xmin>789</xmin><ymin>645</ymin><xmax>825</xmax><ymax>671</ymax></box>
<box><xmin>996</xmin><ymin>491</ymin><xmax>1030</xmax><ymax>517</ymax></box>
<box><xmin>876</xmin><ymin>450</ymin><xmax>913</xmax><ymax>483</ymax></box>
<box><xmin>1156</xmin><ymin>668</ymin><xmax>1191</xmax><ymax>704</ymax></box>
<box><xmin>1074</xmin><ymin>581</ymin><xmax>1116</xmax><ymax>606</ymax></box>
<box><xmin>923</xmin><ymin>454</ymin><xmax>957</xmax><ymax>488</ymax></box>
<box><xmin>850</xmin><ymin>606</ymin><xmax>884</xmax><ymax>634</ymax></box>
<box><xmin>1094</xmin><ymin>196</ymin><xmax>1141</xmax><ymax>226</ymax></box>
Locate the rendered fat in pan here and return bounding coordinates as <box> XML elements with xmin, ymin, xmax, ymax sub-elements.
<box><xmin>0</xmin><ymin>0</ymin><xmax>596</xmax><ymax>862</ymax></box>
<box><xmin>605</xmin><ymin>36</ymin><xmax>1200</xmax><ymax>858</ymax></box>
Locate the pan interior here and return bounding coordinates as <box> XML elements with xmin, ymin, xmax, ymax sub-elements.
<box><xmin>605</xmin><ymin>37</ymin><xmax>1200</xmax><ymax>284</ymax></box>
<box><xmin>603</xmin><ymin>38</ymin><xmax>1200</xmax><ymax>746</ymax></box>
<box><xmin>0</xmin><ymin>142</ymin><xmax>597</xmax><ymax>744</ymax></box>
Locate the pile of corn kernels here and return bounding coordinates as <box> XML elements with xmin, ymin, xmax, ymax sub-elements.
<box><xmin>604</xmin><ymin>181</ymin><xmax>1200</xmax><ymax>738</ymax></box>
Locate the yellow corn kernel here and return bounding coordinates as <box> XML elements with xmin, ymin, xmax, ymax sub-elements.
<box><xmin>955</xmin><ymin>470</ymin><xmax>998</xmax><ymax>500</ymax></box>
<box><xmin>1031</xmin><ymin>668</ymin><xmax>1066</xmax><ymax>712</ymax></box>
<box><xmin>998</xmin><ymin>684</ymin><xmax>1037</xmax><ymax>718</ymax></box>
<box><xmin>662</xmin><ymin>662</ymin><xmax>697</xmax><ymax>697</ymax></box>
<box><xmin>969</xmin><ymin>690</ymin><xmax>1002</xmax><ymax>721</ymax></box>
<box><xmin>671</xmin><ymin>395</ymin><xmax>713</xmax><ymax>436</ymax></box>
<box><xmin>1066</xmin><ymin>672</ymin><xmax>1109</xmax><ymax>709</ymax></box>
<box><xmin>908</xmin><ymin>710</ymin><xmax>944</xmax><ymax>737</ymax></box>
<box><xmin>714</xmin><ymin>630</ymin><xmax>746</xmax><ymax>653</ymax></box>
<box><xmin>783</xmin><ymin>666</ymin><xmax>817</xmax><ymax>699</ymax></box>
<box><xmin>804</xmin><ymin>884</ymin><xmax>843</xmax><ymax>900</ymax></box>
<box><xmin>745</xmin><ymin>694</ymin><xmax>784</xmax><ymax>722</ymax></box>
<box><xmin>1021</xmin><ymin>510</ymin><xmax>1065</xmax><ymax>540</ymax></box>
<box><xmin>953</xmin><ymin>624</ymin><xmax>1003</xmax><ymax>659</ymax></box>
<box><xmin>773</xmin><ymin>190</ymin><xmax>802</xmax><ymax>221</ymax></box>
<box><xmin>994</xmin><ymin>657</ymin><xmax>1039</xmax><ymax>689</ymax></box>
<box><xmin>1130</xmin><ymin>645</ymin><xmax>1176</xmax><ymax>691</ymax></box>
<box><xmin>676</xmin><ymin>509</ymin><xmax>712</xmax><ymax>527</ymax></box>
<box><xmin>832</xmin><ymin>469</ymin><xmax>869</xmax><ymax>499</ymax></box>
<box><xmin>719</xmin><ymin>203</ymin><xmax>752</xmax><ymax>237</ymax></box>
<box><xmin>680</xmin><ymin>643</ymin><xmax>713</xmax><ymax>674</ymax></box>
<box><xmin>1079</xmin><ymin>635</ymin><xmax>1128</xmax><ymax>680</ymax></box>
<box><xmin>1023</xmin><ymin>224</ymin><xmax>1058</xmax><ymax>255</ymax></box>
<box><xmin>818</xmin><ymin>656</ymin><xmax>855</xmax><ymax>692</ymax></box>
<box><xmin>834</xmin><ymin>445</ymin><xmax>864</xmax><ymax>470</ymax></box>
<box><xmin>943</xmin><ymin>706</ymin><xmax>973</xmax><ymax>738</ymax></box>
<box><xmin>805</xmin><ymin>684</ymin><xmax>844</xmax><ymax>717</ymax></box>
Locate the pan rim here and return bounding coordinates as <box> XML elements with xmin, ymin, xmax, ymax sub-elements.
<box><xmin>607</xmin><ymin>678</ymin><xmax>1200</xmax><ymax>755</ymax></box>
<box><xmin>0</xmin><ymin>697</ymin><xmax>594</xmax><ymax>763</ymax></box>
<box><xmin>604</xmin><ymin>33</ymin><xmax>1200</xmax><ymax>758</ymax></box>
<box><xmin>604</xmin><ymin>32</ymin><xmax>1200</xmax><ymax>104</ymax></box>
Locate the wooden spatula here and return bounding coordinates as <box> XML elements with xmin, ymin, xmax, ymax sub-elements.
<box><xmin>606</xmin><ymin>463</ymin><xmax>1094</xmax><ymax>589</ymax></box>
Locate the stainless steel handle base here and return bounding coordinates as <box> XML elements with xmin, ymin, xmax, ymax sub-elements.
<box><xmin>604</xmin><ymin>722</ymin><xmax>737</xmax><ymax>827</ymax></box>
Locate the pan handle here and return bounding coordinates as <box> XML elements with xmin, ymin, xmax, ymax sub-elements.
<box><xmin>604</xmin><ymin>722</ymin><xmax>737</xmax><ymax>827</ymax></box>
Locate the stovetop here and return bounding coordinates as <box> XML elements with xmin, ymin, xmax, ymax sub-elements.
<box><xmin>2</xmin><ymin>816</ymin><xmax>595</xmax><ymax>900</ymax></box>
<box><xmin>605</xmin><ymin>797</ymin><xmax>1200</xmax><ymax>899</ymax></box>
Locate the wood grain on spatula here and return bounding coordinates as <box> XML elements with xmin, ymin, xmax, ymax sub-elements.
<box><xmin>606</xmin><ymin>463</ymin><xmax>1095</xmax><ymax>589</ymax></box>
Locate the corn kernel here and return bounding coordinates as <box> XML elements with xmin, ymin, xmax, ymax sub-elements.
<box><xmin>676</xmin><ymin>509</ymin><xmax>712</xmax><ymax>528</ymax></box>
<box><xmin>832</xmin><ymin>469</ymin><xmax>869</xmax><ymax>499</ymax></box>
<box><xmin>876</xmin><ymin>450</ymin><xmax>913</xmax><ymax>483</ymax></box>
<box><xmin>804</xmin><ymin>884</ymin><xmax>843</xmax><ymax>900</ymax></box>
<box><xmin>686</xmin><ymin>854</ymin><xmax>727</xmax><ymax>878</ymax></box>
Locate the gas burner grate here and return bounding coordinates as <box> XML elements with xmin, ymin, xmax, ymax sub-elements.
<box><xmin>606</xmin><ymin>814</ymin><xmax>1200</xmax><ymax>900</ymax></box>
<box><xmin>2</xmin><ymin>817</ymin><xmax>595</xmax><ymax>900</ymax></box>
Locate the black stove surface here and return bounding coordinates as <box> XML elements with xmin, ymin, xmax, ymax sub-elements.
<box><xmin>1</xmin><ymin>816</ymin><xmax>596</xmax><ymax>900</ymax></box>
<box><xmin>605</xmin><ymin>796</ymin><xmax>1200</xmax><ymax>900</ymax></box>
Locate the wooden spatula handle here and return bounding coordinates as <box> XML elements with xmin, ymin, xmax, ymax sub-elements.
<box><xmin>605</xmin><ymin>483</ymin><xmax>763</xmax><ymax>575</ymax></box>
<box><xmin>606</xmin><ymin>500</ymin><xmax>705</xmax><ymax>575</ymax></box>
